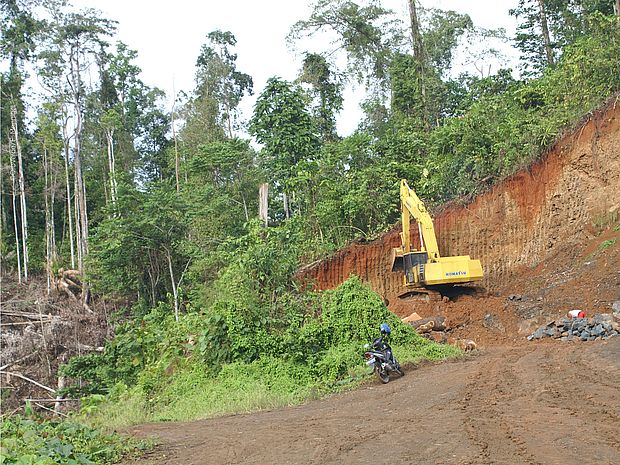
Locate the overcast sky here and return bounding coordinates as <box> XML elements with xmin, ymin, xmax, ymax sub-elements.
<box><xmin>69</xmin><ymin>0</ymin><xmax>520</xmax><ymax>135</ymax></box>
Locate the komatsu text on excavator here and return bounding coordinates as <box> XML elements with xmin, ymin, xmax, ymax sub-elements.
<box><xmin>391</xmin><ymin>179</ymin><xmax>483</xmax><ymax>293</ymax></box>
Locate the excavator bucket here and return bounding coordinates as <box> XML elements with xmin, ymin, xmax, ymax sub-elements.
<box><xmin>391</xmin><ymin>248</ymin><xmax>405</xmax><ymax>272</ymax></box>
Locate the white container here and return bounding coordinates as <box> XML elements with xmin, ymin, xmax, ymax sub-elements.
<box><xmin>567</xmin><ymin>309</ymin><xmax>586</xmax><ymax>319</ymax></box>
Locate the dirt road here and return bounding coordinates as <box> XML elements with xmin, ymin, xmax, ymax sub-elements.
<box><xmin>130</xmin><ymin>338</ymin><xmax>619</xmax><ymax>465</ymax></box>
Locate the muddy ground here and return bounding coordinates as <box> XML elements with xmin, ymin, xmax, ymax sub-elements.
<box><xmin>127</xmin><ymin>100</ymin><xmax>620</xmax><ymax>465</ymax></box>
<box><xmin>130</xmin><ymin>338</ymin><xmax>619</xmax><ymax>465</ymax></box>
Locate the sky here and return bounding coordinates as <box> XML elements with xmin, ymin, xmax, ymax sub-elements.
<box><xmin>69</xmin><ymin>0</ymin><xmax>520</xmax><ymax>136</ymax></box>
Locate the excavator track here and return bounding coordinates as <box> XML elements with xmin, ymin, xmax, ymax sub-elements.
<box><xmin>397</xmin><ymin>284</ymin><xmax>484</xmax><ymax>302</ymax></box>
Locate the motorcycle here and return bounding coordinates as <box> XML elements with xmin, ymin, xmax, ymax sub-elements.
<box><xmin>363</xmin><ymin>338</ymin><xmax>404</xmax><ymax>384</ymax></box>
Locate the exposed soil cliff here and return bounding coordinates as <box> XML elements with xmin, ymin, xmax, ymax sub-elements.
<box><xmin>297</xmin><ymin>98</ymin><xmax>620</xmax><ymax>327</ymax></box>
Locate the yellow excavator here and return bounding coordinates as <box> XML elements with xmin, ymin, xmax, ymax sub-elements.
<box><xmin>391</xmin><ymin>179</ymin><xmax>483</xmax><ymax>294</ymax></box>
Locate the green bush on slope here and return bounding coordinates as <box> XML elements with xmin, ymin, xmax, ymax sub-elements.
<box><xmin>74</xmin><ymin>276</ymin><xmax>457</xmax><ymax>429</ymax></box>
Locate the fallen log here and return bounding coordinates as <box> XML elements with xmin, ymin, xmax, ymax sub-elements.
<box><xmin>402</xmin><ymin>312</ymin><xmax>422</xmax><ymax>323</ymax></box>
<box><xmin>0</xmin><ymin>351</ymin><xmax>40</xmax><ymax>371</ymax></box>
<box><xmin>409</xmin><ymin>316</ymin><xmax>448</xmax><ymax>332</ymax></box>
<box><xmin>24</xmin><ymin>398</ymin><xmax>77</xmax><ymax>403</ymax></box>
<box><xmin>416</xmin><ymin>321</ymin><xmax>435</xmax><ymax>334</ymax></box>
<box><xmin>33</xmin><ymin>402</ymin><xmax>69</xmax><ymax>418</ymax></box>
<box><xmin>0</xmin><ymin>320</ymin><xmax>52</xmax><ymax>327</ymax></box>
<box><xmin>0</xmin><ymin>310</ymin><xmax>50</xmax><ymax>320</ymax></box>
<box><xmin>0</xmin><ymin>371</ymin><xmax>56</xmax><ymax>393</ymax></box>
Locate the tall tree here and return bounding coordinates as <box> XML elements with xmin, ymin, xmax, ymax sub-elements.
<box><xmin>249</xmin><ymin>77</ymin><xmax>320</xmax><ymax>219</ymax></box>
<box><xmin>182</xmin><ymin>31</ymin><xmax>253</xmax><ymax>147</ymax></box>
<box><xmin>35</xmin><ymin>103</ymin><xmax>62</xmax><ymax>292</ymax></box>
<box><xmin>510</xmin><ymin>0</ymin><xmax>616</xmax><ymax>74</ymax></box>
<box><xmin>288</xmin><ymin>0</ymin><xmax>401</xmax><ymax>92</ymax></box>
<box><xmin>101</xmin><ymin>41</ymin><xmax>169</xmax><ymax>183</ymax></box>
<box><xmin>0</xmin><ymin>0</ymin><xmax>43</xmax><ymax>277</ymax></box>
<box><xmin>298</xmin><ymin>53</ymin><xmax>343</xmax><ymax>142</ymax></box>
<box><xmin>9</xmin><ymin>103</ymin><xmax>28</xmax><ymax>281</ymax></box>
<box><xmin>53</xmin><ymin>10</ymin><xmax>116</xmax><ymax>282</ymax></box>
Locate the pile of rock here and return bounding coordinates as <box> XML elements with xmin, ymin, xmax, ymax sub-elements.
<box><xmin>528</xmin><ymin>313</ymin><xmax>619</xmax><ymax>342</ymax></box>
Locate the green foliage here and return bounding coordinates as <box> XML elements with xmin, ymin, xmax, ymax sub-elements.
<box><xmin>407</xmin><ymin>14</ymin><xmax>620</xmax><ymax>203</ymax></box>
<box><xmin>88</xmin><ymin>182</ymin><xmax>189</xmax><ymax>303</ymax></box>
<box><xmin>249</xmin><ymin>77</ymin><xmax>320</xmax><ymax>194</ymax></box>
<box><xmin>288</xmin><ymin>0</ymin><xmax>399</xmax><ymax>88</ymax></box>
<box><xmin>299</xmin><ymin>53</ymin><xmax>344</xmax><ymax>141</ymax></box>
<box><xmin>320</xmin><ymin>276</ymin><xmax>416</xmax><ymax>347</ymax></box>
<box><xmin>420</xmin><ymin>8</ymin><xmax>474</xmax><ymax>76</ymax></box>
<box><xmin>186</xmin><ymin>30</ymin><xmax>253</xmax><ymax>143</ymax></box>
<box><xmin>73</xmin><ymin>276</ymin><xmax>456</xmax><ymax>429</ymax></box>
<box><xmin>510</xmin><ymin>0</ymin><xmax>614</xmax><ymax>75</ymax></box>
<box><xmin>0</xmin><ymin>415</ymin><xmax>145</xmax><ymax>465</ymax></box>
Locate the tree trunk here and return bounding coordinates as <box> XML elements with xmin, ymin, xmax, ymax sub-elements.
<box><xmin>408</xmin><ymin>0</ymin><xmax>424</xmax><ymax>62</ymax></box>
<box><xmin>11</xmin><ymin>105</ymin><xmax>28</xmax><ymax>282</ymax></box>
<box><xmin>73</xmin><ymin>108</ymin><xmax>88</xmax><ymax>274</ymax></box>
<box><xmin>0</xmin><ymin>117</ymin><xmax>4</xmax><ymax>271</ymax></box>
<box><xmin>259</xmin><ymin>183</ymin><xmax>268</xmax><ymax>226</ymax></box>
<box><xmin>8</xmin><ymin>134</ymin><xmax>22</xmax><ymax>283</ymax></box>
<box><xmin>538</xmin><ymin>0</ymin><xmax>555</xmax><ymax>66</ymax></box>
<box><xmin>172</xmin><ymin>87</ymin><xmax>180</xmax><ymax>192</ymax></box>
<box><xmin>105</xmin><ymin>128</ymin><xmax>118</xmax><ymax>213</ymax></box>
<box><xmin>407</xmin><ymin>0</ymin><xmax>428</xmax><ymax>128</ymax></box>
<box><xmin>44</xmin><ymin>146</ymin><xmax>52</xmax><ymax>294</ymax></box>
<box><xmin>615</xmin><ymin>0</ymin><xmax>620</xmax><ymax>16</ymax></box>
<box><xmin>69</xmin><ymin>44</ymin><xmax>89</xmax><ymax>280</ymax></box>
<box><xmin>283</xmin><ymin>192</ymin><xmax>290</xmax><ymax>220</ymax></box>
<box><xmin>74</xmin><ymin>172</ymin><xmax>82</xmax><ymax>271</ymax></box>
<box><xmin>50</xmin><ymin>157</ymin><xmax>57</xmax><ymax>266</ymax></box>
<box><xmin>166</xmin><ymin>250</ymin><xmax>179</xmax><ymax>322</ymax></box>
<box><xmin>54</xmin><ymin>372</ymin><xmax>66</xmax><ymax>414</ymax></box>
<box><xmin>62</xmin><ymin>114</ymin><xmax>76</xmax><ymax>269</ymax></box>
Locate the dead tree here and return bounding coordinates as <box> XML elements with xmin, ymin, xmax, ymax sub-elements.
<box><xmin>10</xmin><ymin>105</ymin><xmax>29</xmax><ymax>281</ymax></box>
<box><xmin>8</xmin><ymin>124</ymin><xmax>22</xmax><ymax>282</ymax></box>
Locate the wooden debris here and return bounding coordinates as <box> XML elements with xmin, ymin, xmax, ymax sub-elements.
<box><xmin>0</xmin><ymin>351</ymin><xmax>40</xmax><ymax>371</ymax></box>
<box><xmin>402</xmin><ymin>312</ymin><xmax>422</xmax><ymax>323</ymax></box>
<box><xmin>410</xmin><ymin>316</ymin><xmax>448</xmax><ymax>332</ymax></box>
<box><xmin>454</xmin><ymin>339</ymin><xmax>477</xmax><ymax>351</ymax></box>
<box><xmin>416</xmin><ymin>320</ymin><xmax>435</xmax><ymax>334</ymax></box>
<box><xmin>1</xmin><ymin>371</ymin><xmax>56</xmax><ymax>393</ymax></box>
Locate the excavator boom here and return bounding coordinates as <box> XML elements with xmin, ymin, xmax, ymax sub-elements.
<box><xmin>391</xmin><ymin>179</ymin><xmax>483</xmax><ymax>289</ymax></box>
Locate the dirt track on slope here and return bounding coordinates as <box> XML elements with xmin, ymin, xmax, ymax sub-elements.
<box><xmin>130</xmin><ymin>338</ymin><xmax>620</xmax><ymax>465</ymax></box>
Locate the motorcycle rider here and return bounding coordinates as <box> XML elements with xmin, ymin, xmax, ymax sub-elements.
<box><xmin>372</xmin><ymin>323</ymin><xmax>396</xmax><ymax>366</ymax></box>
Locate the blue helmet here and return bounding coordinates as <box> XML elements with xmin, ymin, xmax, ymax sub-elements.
<box><xmin>380</xmin><ymin>323</ymin><xmax>391</xmax><ymax>335</ymax></box>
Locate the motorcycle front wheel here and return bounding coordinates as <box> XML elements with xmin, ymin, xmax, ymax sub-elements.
<box><xmin>376</xmin><ymin>367</ymin><xmax>390</xmax><ymax>384</ymax></box>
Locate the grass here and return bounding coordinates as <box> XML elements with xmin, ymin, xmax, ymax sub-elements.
<box><xmin>598</xmin><ymin>238</ymin><xmax>617</xmax><ymax>252</ymax></box>
<box><xmin>592</xmin><ymin>210</ymin><xmax>619</xmax><ymax>235</ymax></box>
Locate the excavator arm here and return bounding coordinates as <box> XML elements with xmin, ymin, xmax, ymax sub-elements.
<box><xmin>391</xmin><ymin>179</ymin><xmax>483</xmax><ymax>289</ymax></box>
<box><xmin>398</xmin><ymin>179</ymin><xmax>440</xmax><ymax>260</ymax></box>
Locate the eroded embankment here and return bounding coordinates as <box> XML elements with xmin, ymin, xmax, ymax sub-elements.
<box><xmin>296</xmin><ymin>99</ymin><xmax>620</xmax><ymax>307</ymax></box>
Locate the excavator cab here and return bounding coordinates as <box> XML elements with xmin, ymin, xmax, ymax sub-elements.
<box><xmin>391</xmin><ymin>250</ymin><xmax>428</xmax><ymax>286</ymax></box>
